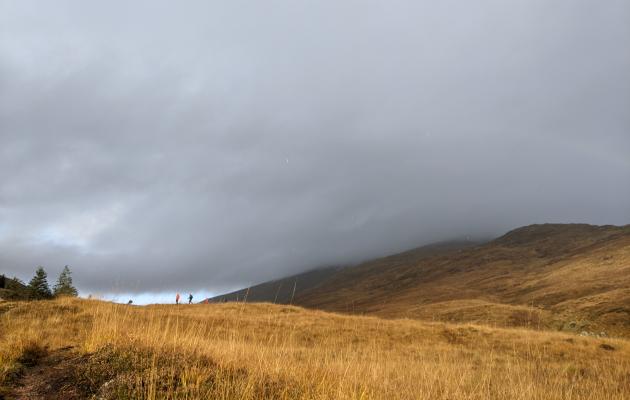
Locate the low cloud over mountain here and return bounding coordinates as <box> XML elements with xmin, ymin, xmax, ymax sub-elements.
<box><xmin>1</xmin><ymin>0</ymin><xmax>628</xmax><ymax>295</ymax></box>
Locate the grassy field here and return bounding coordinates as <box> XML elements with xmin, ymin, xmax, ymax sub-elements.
<box><xmin>1</xmin><ymin>298</ymin><xmax>628</xmax><ymax>399</ymax></box>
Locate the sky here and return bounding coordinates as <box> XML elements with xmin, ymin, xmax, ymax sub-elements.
<box><xmin>1</xmin><ymin>0</ymin><xmax>629</xmax><ymax>303</ymax></box>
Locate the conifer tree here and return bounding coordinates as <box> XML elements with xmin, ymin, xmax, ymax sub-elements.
<box><xmin>53</xmin><ymin>265</ymin><xmax>78</xmax><ymax>297</ymax></box>
<box><xmin>28</xmin><ymin>266</ymin><xmax>52</xmax><ymax>299</ymax></box>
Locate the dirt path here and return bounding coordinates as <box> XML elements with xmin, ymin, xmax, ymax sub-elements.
<box><xmin>7</xmin><ymin>347</ymin><xmax>86</xmax><ymax>400</ymax></box>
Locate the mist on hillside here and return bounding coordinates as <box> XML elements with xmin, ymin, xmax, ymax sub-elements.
<box><xmin>1</xmin><ymin>0</ymin><xmax>629</xmax><ymax>295</ymax></box>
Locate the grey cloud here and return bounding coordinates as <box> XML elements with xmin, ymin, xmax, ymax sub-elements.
<box><xmin>0</xmin><ymin>0</ymin><xmax>628</xmax><ymax>295</ymax></box>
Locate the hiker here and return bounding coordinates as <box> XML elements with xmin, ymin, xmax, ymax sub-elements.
<box><xmin>176</xmin><ymin>293</ymin><xmax>180</xmax><ymax>305</ymax></box>
<box><xmin>188</xmin><ymin>293</ymin><xmax>193</xmax><ymax>304</ymax></box>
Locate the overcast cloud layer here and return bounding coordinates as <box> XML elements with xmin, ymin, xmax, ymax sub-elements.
<box><xmin>1</xmin><ymin>0</ymin><xmax>629</xmax><ymax>296</ymax></box>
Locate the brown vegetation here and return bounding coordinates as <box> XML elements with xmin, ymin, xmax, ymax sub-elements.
<box><xmin>296</xmin><ymin>224</ymin><xmax>630</xmax><ymax>337</ymax></box>
<box><xmin>1</xmin><ymin>298</ymin><xmax>629</xmax><ymax>399</ymax></box>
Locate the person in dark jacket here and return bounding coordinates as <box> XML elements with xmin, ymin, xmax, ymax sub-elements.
<box><xmin>188</xmin><ymin>293</ymin><xmax>193</xmax><ymax>304</ymax></box>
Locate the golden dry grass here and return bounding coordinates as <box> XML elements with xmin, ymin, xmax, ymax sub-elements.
<box><xmin>1</xmin><ymin>298</ymin><xmax>629</xmax><ymax>399</ymax></box>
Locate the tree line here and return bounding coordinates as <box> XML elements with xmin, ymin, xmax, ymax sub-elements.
<box><xmin>1</xmin><ymin>266</ymin><xmax>78</xmax><ymax>300</ymax></box>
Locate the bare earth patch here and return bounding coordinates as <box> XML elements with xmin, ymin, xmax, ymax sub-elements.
<box><xmin>8</xmin><ymin>347</ymin><xmax>85</xmax><ymax>400</ymax></box>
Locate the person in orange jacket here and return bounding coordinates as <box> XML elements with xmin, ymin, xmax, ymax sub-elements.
<box><xmin>176</xmin><ymin>293</ymin><xmax>180</xmax><ymax>305</ymax></box>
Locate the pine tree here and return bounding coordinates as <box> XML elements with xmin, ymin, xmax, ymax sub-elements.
<box><xmin>28</xmin><ymin>266</ymin><xmax>52</xmax><ymax>300</ymax></box>
<box><xmin>53</xmin><ymin>265</ymin><xmax>78</xmax><ymax>297</ymax></box>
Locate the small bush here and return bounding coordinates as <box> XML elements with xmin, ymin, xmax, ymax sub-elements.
<box><xmin>18</xmin><ymin>342</ymin><xmax>48</xmax><ymax>367</ymax></box>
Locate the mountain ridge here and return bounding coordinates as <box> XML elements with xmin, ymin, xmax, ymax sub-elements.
<box><xmin>203</xmin><ymin>266</ymin><xmax>343</xmax><ymax>304</ymax></box>
<box><xmin>206</xmin><ymin>223</ymin><xmax>630</xmax><ymax>337</ymax></box>
<box><xmin>296</xmin><ymin>223</ymin><xmax>630</xmax><ymax>336</ymax></box>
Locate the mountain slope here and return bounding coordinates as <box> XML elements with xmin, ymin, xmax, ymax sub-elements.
<box><xmin>295</xmin><ymin>224</ymin><xmax>630</xmax><ymax>337</ymax></box>
<box><xmin>205</xmin><ymin>240</ymin><xmax>480</xmax><ymax>305</ymax></box>
<box><xmin>204</xmin><ymin>266</ymin><xmax>342</xmax><ymax>304</ymax></box>
<box><xmin>0</xmin><ymin>275</ymin><xmax>29</xmax><ymax>300</ymax></box>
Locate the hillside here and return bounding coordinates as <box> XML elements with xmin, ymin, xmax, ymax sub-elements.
<box><xmin>204</xmin><ymin>240</ymin><xmax>480</xmax><ymax>305</ymax></box>
<box><xmin>1</xmin><ymin>298</ymin><xmax>628</xmax><ymax>399</ymax></box>
<box><xmin>295</xmin><ymin>224</ymin><xmax>630</xmax><ymax>337</ymax></box>
<box><xmin>203</xmin><ymin>266</ymin><xmax>342</xmax><ymax>304</ymax></box>
<box><xmin>0</xmin><ymin>276</ymin><xmax>29</xmax><ymax>301</ymax></box>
